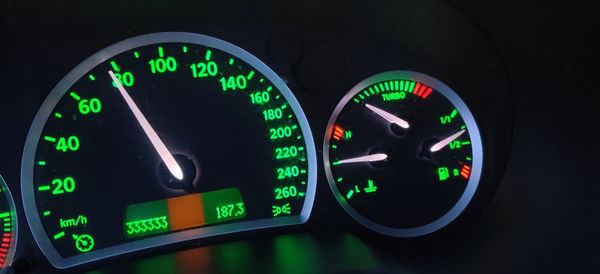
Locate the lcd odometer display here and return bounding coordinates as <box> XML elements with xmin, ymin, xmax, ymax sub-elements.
<box><xmin>21</xmin><ymin>33</ymin><xmax>316</xmax><ymax>268</ymax></box>
<box><xmin>324</xmin><ymin>71</ymin><xmax>482</xmax><ymax>237</ymax></box>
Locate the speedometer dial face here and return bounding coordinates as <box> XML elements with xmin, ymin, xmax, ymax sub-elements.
<box><xmin>0</xmin><ymin>175</ymin><xmax>17</xmax><ymax>269</ymax></box>
<box><xmin>324</xmin><ymin>71</ymin><xmax>482</xmax><ymax>237</ymax></box>
<box><xmin>21</xmin><ymin>32</ymin><xmax>316</xmax><ymax>268</ymax></box>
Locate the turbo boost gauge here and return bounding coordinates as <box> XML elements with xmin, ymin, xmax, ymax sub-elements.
<box><xmin>324</xmin><ymin>70</ymin><xmax>483</xmax><ymax>237</ymax></box>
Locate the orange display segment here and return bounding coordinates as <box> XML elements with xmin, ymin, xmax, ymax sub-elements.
<box><xmin>333</xmin><ymin>125</ymin><xmax>345</xmax><ymax>141</ymax></box>
<box><xmin>167</xmin><ymin>194</ymin><xmax>205</xmax><ymax>231</ymax></box>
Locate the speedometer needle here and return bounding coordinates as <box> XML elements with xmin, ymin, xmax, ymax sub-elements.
<box><xmin>429</xmin><ymin>129</ymin><xmax>466</xmax><ymax>153</ymax></box>
<box><xmin>335</xmin><ymin>153</ymin><xmax>388</xmax><ymax>165</ymax></box>
<box><xmin>108</xmin><ymin>70</ymin><xmax>184</xmax><ymax>180</ymax></box>
<box><xmin>365</xmin><ymin>103</ymin><xmax>410</xmax><ymax>129</ymax></box>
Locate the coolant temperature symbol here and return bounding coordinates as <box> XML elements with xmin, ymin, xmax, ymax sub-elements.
<box><xmin>364</xmin><ymin>180</ymin><xmax>378</xmax><ymax>193</ymax></box>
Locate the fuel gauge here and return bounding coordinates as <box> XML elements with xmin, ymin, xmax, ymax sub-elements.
<box><xmin>324</xmin><ymin>71</ymin><xmax>483</xmax><ymax>237</ymax></box>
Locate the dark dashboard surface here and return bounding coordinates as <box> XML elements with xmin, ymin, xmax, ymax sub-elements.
<box><xmin>0</xmin><ymin>1</ymin><xmax>597</xmax><ymax>273</ymax></box>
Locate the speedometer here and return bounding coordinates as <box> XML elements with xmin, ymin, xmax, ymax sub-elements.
<box><xmin>21</xmin><ymin>32</ymin><xmax>316</xmax><ymax>268</ymax></box>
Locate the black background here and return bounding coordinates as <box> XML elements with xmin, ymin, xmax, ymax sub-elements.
<box><xmin>0</xmin><ymin>0</ymin><xmax>597</xmax><ymax>273</ymax></box>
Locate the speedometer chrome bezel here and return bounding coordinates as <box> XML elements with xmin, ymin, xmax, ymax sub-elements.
<box><xmin>323</xmin><ymin>70</ymin><xmax>483</xmax><ymax>237</ymax></box>
<box><xmin>21</xmin><ymin>32</ymin><xmax>318</xmax><ymax>269</ymax></box>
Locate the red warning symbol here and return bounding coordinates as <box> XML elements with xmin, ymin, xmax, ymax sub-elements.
<box><xmin>460</xmin><ymin>165</ymin><xmax>471</xmax><ymax>179</ymax></box>
<box><xmin>412</xmin><ymin>82</ymin><xmax>433</xmax><ymax>99</ymax></box>
<box><xmin>333</xmin><ymin>125</ymin><xmax>345</xmax><ymax>141</ymax></box>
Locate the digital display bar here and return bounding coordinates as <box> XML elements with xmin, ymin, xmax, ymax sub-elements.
<box><xmin>124</xmin><ymin>188</ymin><xmax>246</xmax><ymax>238</ymax></box>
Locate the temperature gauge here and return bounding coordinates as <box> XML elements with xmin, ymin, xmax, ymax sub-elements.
<box><xmin>0</xmin><ymin>175</ymin><xmax>17</xmax><ymax>269</ymax></box>
<box><xmin>324</xmin><ymin>71</ymin><xmax>483</xmax><ymax>237</ymax></box>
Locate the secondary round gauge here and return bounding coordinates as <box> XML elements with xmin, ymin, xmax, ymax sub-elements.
<box><xmin>324</xmin><ymin>70</ymin><xmax>482</xmax><ymax>237</ymax></box>
<box><xmin>22</xmin><ymin>32</ymin><xmax>316</xmax><ymax>268</ymax></box>
<box><xmin>0</xmin><ymin>175</ymin><xmax>17</xmax><ymax>270</ymax></box>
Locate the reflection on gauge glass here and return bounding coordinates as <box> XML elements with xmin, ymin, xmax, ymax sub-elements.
<box><xmin>0</xmin><ymin>175</ymin><xmax>17</xmax><ymax>269</ymax></box>
<box><xmin>21</xmin><ymin>32</ymin><xmax>317</xmax><ymax>268</ymax></box>
<box><xmin>324</xmin><ymin>70</ymin><xmax>483</xmax><ymax>237</ymax></box>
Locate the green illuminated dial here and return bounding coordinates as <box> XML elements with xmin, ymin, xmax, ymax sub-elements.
<box><xmin>324</xmin><ymin>71</ymin><xmax>483</xmax><ymax>237</ymax></box>
<box><xmin>22</xmin><ymin>33</ymin><xmax>316</xmax><ymax>268</ymax></box>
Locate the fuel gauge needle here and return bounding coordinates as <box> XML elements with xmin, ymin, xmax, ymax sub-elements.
<box><xmin>334</xmin><ymin>153</ymin><xmax>388</xmax><ymax>165</ymax></box>
<box><xmin>430</xmin><ymin>129</ymin><xmax>466</xmax><ymax>153</ymax></box>
<box><xmin>365</xmin><ymin>103</ymin><xmax>410</xmax><ymax>129</ymax></box>
<box><xmin>109</xmin><ymin>70</ymin><xmax>184</xmax><ymax>180</ymax></box>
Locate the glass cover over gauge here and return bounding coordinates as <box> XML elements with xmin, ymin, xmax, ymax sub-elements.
<box><xmin>21</xmin><ymin>32</ymin><xmax>316</xmax><ymax>268</ymax></box>
<box><xmin>324</xmin><ymin>70</ymin><xmax>483</xmax><ymax>237</ymax></box>
<box><xmin>0</xmin><ymin>175</ymin><xmax>17</xmax><ymax>270</ymax></box>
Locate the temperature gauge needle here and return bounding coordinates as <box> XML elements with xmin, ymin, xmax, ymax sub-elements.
<box><xmin>430</xmin><ymin>129</ymin><xmax>466</xmax><ymax>153</ymax></box>
<box><xmin>365</xmin><ymin>103</ymin><xmax>410</xmax><ymax>129</ymax></box>
<box><xmin>334</xmin><ymin>153</ymin><xmax>388</xmax><ymax>165</ymax></box>
<box><xmin>108</xmin><ymin>70</ymin><xmax>184</xmax><ymax>180</ymax></box>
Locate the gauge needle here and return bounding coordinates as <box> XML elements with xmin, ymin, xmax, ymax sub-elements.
<box><xmin>335</xmin><ymin>153</ymin><xmax>388</xmax><ymax>165</ymax></box>
<box><xmin>429</xmin><ymin>129</ymin><xmax>466</xmax><ymax>153</ymax></box>
<box><xmin>365</xmin><ymin>103</ymin><xmax>410</xmax><ymax>129</ymax></box>
<box><xmin>108</xmin><ymin>70</ymin><xmax>184</xmax><ymax>180</ymax></box>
